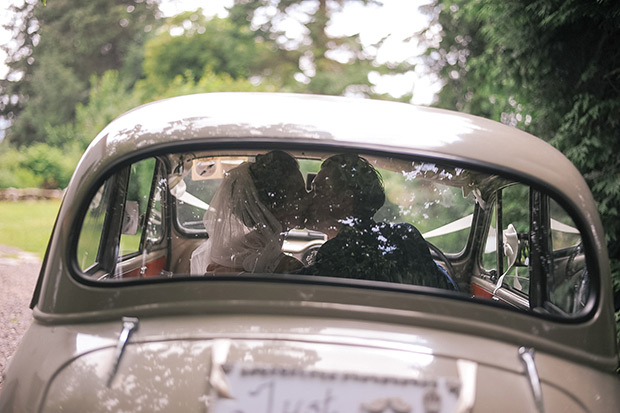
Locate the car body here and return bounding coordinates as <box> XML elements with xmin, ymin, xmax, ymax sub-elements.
<box><xmin>1</xmin><ymin>92</ymin><xmax>618</xmax><ymax>412</ymax></box>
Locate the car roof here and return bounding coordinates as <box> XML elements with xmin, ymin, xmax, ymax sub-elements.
<box><xmin>73</xmin><ymin>92</ymin><xmax>605</xmax><ymax>271</ymax></box>
<box><xmin>93</xmin><ymin>92</ymin><xmax>564</xmax><ymax>173</ymax></box>
<box><xmin>78</xmin><ymin>92</ymin><xmax>596</xmax><ymax>222</ymax></box>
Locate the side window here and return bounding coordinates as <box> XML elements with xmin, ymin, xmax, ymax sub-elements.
<box><xmin>548</xmin><ymin>199</ymin><xmax>587</xmax><ymax>313</ymax></box>
<box><xmin>146</xmin><ymin>168</ymin><xmax>164</xmax><ymax>244</ymax></box>
<box><xmin>500</xmin><ymin>184</ymin><xmax>530</xmax><ymax>292</ymax></box>
<box><xmin>119</xmin><ymin>158</ymin><xmax>156</xmax><ymax>257</ymax></box>
<box><xmin>77</xmin><ymin>157</ymin><xmax>168</xmax><ymax>278</ymax></box>
<box><xmin>481</xmin><ymin>184</ymin><xmax>590</xmax><ymax>315</ymax></box>
<box><xmin>77</xmin><ymin>182</ymin><xmax>112</xmax><ymax>271</ymax></box>
<box><xmin>482</xmin><ymin>184</ymin><xmax>530</xmax><ymax>293</ymax></box>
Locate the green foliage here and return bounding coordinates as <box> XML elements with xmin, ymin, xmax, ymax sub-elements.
<box><xmin>10</xmin><ymin>53</ymin><xmax>87</xmax><ymax>146</ymax></box>
<box><xmin>423</xmin><ymin>0</ymin><xmax>620</xmax><ymax>330</ymax></box>
<box><xmin>19</xmin><ymin>143</ymin><xmax>77</xmax><ymax>188</ymax></box>
<box><xmin>23</xmin><ymin>70</ymin><xmax>138</xmax><ymax>187</ymax></box>
<box><xmin>74</xmin><ymin>71</ymin><xmax>140</xmax><ymax>148</ymax></box>
<box><xmin>137</xmin><ymin>67</ymin><xmax>276</xmax><ymax>102</ymax></box>
<box><xmin>143</xmin><ymin>13</ymin><xmax>263</xmax><ymax>83</ymax></box>
<box><xmin>1</xmin><ymin>0</ymin><xmax>161</xmax><ymax>146</ymax></box>
<box><xmin>36</xmin><ymin>70</ymin><xmax>140</xmax><ymax>187</ymax></box>
<box><xmin>137</xmin><ymin>11</ymin><xmax>295</xmax><ymax>101</ymax></box>
<box><xmin>553</xmin><ymin>96</ymin><xmax>620</xmax><ymax>237</ymax></box>
<box><xmin>0</xmin><ymin>144</ymin><xmax>42</xmax><ymax>188</ymax></box>
<box><xmin>0</xmin><ymin>141</ymin><xmax>78</xmax><ymax>189</ymax></box>
<box><xmin>43</xmin><ymin>70</ymin><xmax>139</xmax><ymax>151</ymax></box>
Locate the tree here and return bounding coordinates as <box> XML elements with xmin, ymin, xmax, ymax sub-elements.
<box><xmin>46</xmin><ymin>70</ymin><xmax>141</xmax><ymax>150</ymax></box>
<box><xmin>137</xmin><ymin>10</ymin><xmax>281</xmax><ymax>100</ymax></box>
<box><xmin>0</xmin><ymin>0</ymin><xmax>161</xmax><ymax>146</ymax></box>
<box><xmin>136</xmin><ymin>67</ymin><xmax>278</xmax><ymax>103</ymax></box>
<box><xmin>421</xmin><ymin>0</ymin><xmax>620</xmax><ymax>319</ymax></box>
<box><xmin>228</xmin><ymin>0</ymin><xmax>414</xmax><ymax>97</ymax></box>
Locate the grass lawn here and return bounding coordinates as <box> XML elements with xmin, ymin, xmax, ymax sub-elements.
<box><xmin>0</xmin><ymin>200</ymin><xmax>61</xmax><ymax>258</ymax></box>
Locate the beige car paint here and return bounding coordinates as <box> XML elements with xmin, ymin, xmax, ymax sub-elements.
<box><xmin>1</xmin><ymin>93</ymin><xmax>618</xmax><ymax>412</ymax></box>
<box><xmin>6</xmin><ymin>315</ymin><xmax>618</xmax><ymax>412</ymax></box>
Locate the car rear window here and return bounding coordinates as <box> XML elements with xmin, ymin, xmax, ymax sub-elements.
<box><xmin>75</xmin><ymin>148</ymin><xmax>593</xmax><ymax>318</ymax></box>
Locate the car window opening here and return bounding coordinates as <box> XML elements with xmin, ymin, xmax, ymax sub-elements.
<box><xmin>75</xmin><ymin>149</ymin><xmax>591</xmax><ymax>318</ymax></box>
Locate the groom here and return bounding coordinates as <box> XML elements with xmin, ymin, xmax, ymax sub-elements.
<box><xmin>304</xmin><ymin>154</ymin><xmax>452</xmax><ymax>289</ymax></box>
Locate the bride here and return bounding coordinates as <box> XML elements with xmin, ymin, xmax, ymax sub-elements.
<box><xmin>190</xmin><ymin>151</ymin><xmax>308</xmax><ymax>275</ymax></box>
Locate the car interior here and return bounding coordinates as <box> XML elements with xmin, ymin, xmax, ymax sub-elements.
<box><xmin>75</xmin><ymin>149</ymin><xmax>591</xmax><ymax>318</ymax></box>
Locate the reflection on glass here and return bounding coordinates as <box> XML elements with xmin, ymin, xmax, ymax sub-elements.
<box><xmin>479</xmin><ymin>184</ymin><xmax>590</xmax><ymax>315</ymax></box>
<box><xmin>73</xmin><ymin>149</ymin><xmax>591</xmax><ymax>318</ymax></box>
<box><xmin>548</xmin><ymin>199</ymin><xmax>587</xmax><ymax>313</ymax></box>
<box><xmin>119</xmin><ymin>158</ymin><xmax>156</xmax><ymax>256</ymax></box>
<box><xmin>379</xmin><ymin>167</ymin><xmax>476</xmax><ymax>254</ymax></box>
<box><xmin>77</xmin><ymin>183</ymin><xmax>111</xmax><ymax>271</ymax></box>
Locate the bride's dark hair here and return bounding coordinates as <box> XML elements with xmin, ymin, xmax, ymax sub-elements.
<box><xmin>249</xmin><ymin>150</ymin><xmax>302</xmax><ymax>212</ymax></box>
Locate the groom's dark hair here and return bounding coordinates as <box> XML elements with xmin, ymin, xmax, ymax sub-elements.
<box><xmin>321</xmin><ymin>154</ymin><xmax>385</xmax><ymax>217</ymax></box>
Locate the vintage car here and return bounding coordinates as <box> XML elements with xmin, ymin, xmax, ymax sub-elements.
<box><xmin>1</xmin><ymin>93</ymin><xmax>618</xmax><ymax>412</ymax></box>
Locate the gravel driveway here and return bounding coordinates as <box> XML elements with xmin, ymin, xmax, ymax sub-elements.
<box><xmin>0</xmin><ymin>245</ymin><xmax>40</xmax><ymax>392</ymax></box>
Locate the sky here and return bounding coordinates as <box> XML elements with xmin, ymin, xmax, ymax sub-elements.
<box><xmin>1</xmin><ymin>0</ymin><xmax>440</xmax><ymax>105</ymax></box>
